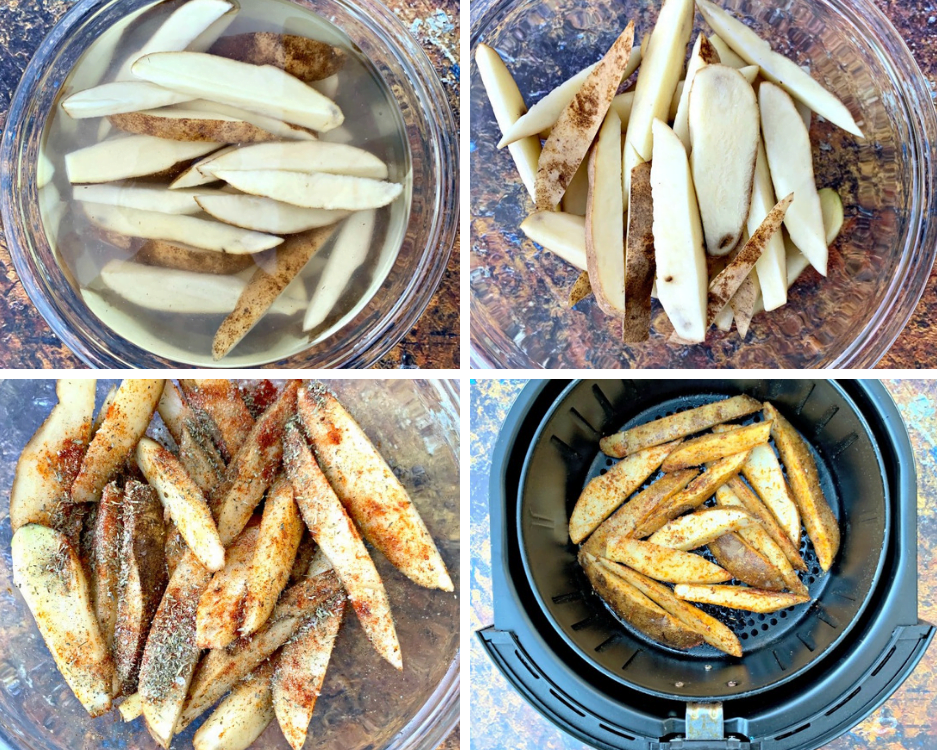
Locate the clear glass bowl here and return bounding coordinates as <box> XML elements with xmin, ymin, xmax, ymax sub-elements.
<box><xmin>0</xmin><ymin>378</ymin><xmax>459</xmax><ymax>749</ymax></box>
<box><xmin>0</xmin><ymin>0</ymin><xmax>457</xmax><ymax>368</ymax></box>
<box><xmin>470</xmin><ymin>0</ymin><xmax>936</xmax><ymax>368</ymax></box>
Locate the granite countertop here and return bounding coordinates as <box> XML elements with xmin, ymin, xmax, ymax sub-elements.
<box><xmin>470</xmin><ymin>379</ymin><xmax>936</xmax><ymax>749</ymax></box>
<box><xmin>0</xmin><ymin>0</ymin><xmax>458</xmax><ymax>369</ymax></box>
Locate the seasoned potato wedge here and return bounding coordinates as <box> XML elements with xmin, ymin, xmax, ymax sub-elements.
<box><xmin>284</xmin><ymin>423</ymin><xmax>401</xmax><ymax>669</ymax></box>
<box><xmin>90</xmin><ymin>482</ymin><xmax>123</xmax><ymax>658</ymax></box>
<box><xmin>297</xmin><ymin>383</ymin><xmax>453</xmax><ymax>591</ymax></box>
<box><xmin>661</xmin><ymin>420</ymin><xmax>771</xmax><ymax>471</ymax></box>
<box><xmin>193</xmin><ymin>658</ymin><xmax>276</xmax><ymax>750</ymax></box>
<box><xmin>607</xmin><ymin>538</ymin><xmax>732</xmax><ymax>583</ymax></box>
<box><xmin>600</xmin><ymin>395</ymin><xmax>762</xmax><ymax>457</ymax></box>
<box><xmin>738</xmin><ymin>523</ymin><xmax>808</xmax><ymax>597</ymax></box>
<box><xmin>649</xmin><ymin>507</ymin><xmax>753</xmax><ymax>550</ymax></box>
<box><xmin>707</xmin><ymin>531</ymin><xmax>786</xmax><ymax>592</ymax></box>
<box><xmin>12</xmin><ymin>524</ymin><xmax>116</xmax><ymax>716</ymax></box>
<box><xmin>741</xmin><ymin>440</ymin><xmax>802</xmax><ymax>546</ymax></box>
<box><xmin>11</xmin><ymin>379</ymin><xmax>96</xmax><ymax>529</ymax></box>
<box><xmin>179</xmin><ymin>379</ymin><xmax>255</xmax><ymax>462</ymax></box>
<box><xmin>92</xmin><ymin>384</ymin><xmax>117</xmax><ymax>435</ymax></box>
<box><xmin>209</xmin><ymin>32</ymin><xmax>346</xmax><ymax>81</ymax></box>
<box><xmin>196</xmin><ymin>523</ymin><xmax>260</xmax><ymax>649</ymax></box>
<box><xmin>675</xmin><ymin>583</ymin><xmax>808</xmax><ymax>612</ymax></box>
<box><xmin>72</xmin><ymin>379</ymin><xmax>165</xmax><ymax>503</ymax></box>
<box><xmin>569</xmin><ymin>440</ymin><xmax>680</xmax><ymax>543</ymax></box>
<box><xmin>119</xmin><ymin>692</ymin><xmax>143</xmax><ymax>722</ymax></box>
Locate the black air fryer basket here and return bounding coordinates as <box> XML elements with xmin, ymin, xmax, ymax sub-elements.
<box><xmin>478</xmin><ymin>379</ymin><xmax>934</xmax><ymax>749</ymax></box>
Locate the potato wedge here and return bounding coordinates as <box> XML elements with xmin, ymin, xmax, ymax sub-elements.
<box><xmin>179</xmin><ymin>379</ymin><xmax>254</xmax><ymax>462</ymax></box>
<box><xmin>137</xmin><ymin>437</ymin><xmax>225</xmax><ymax>572</ymax></box>
<box><xmin>196</xmin><ymin>194</ymin><xmax>349</xmax><ymax>235</ymax></box>
<box><xmin>284</xmin><ymin>423</ymin><xmax>401</xmax><ymax>668</ymax></box>
<box><xmin>741</xmin><ymin>441</ymin><xmax>802</xmax><ymax>546</ymax></box>
<box><xmin>272</xmin><ymin>602</ymin><xmax>344</xmax><ymax>749</ymax></box>
<box><xmin>569</xmin><ymin>440</ymin><xmax>680</xmax><ymax>544</ymax></box>
<box><xmin>675</xmin><ymin>584</ymin><xmax>808</xmax><ymax>612</ymax></box>
<box><xmin>707</xmin><ymin>33</ymin><xmax>746</xmax><ymax>67</ymax></box>
<box><xmin>193</xmin><ymin>658</ymin><xmax>276</xmax><ymax>750</ymax></box>
<box><xmin>662</xmin><ymin>420</ymin><xmax>771</xmax><ymax>471</ymax></box>
<box><xmin>199</xmin><ymin>141</ymin><xmax>388</xmax><ymax>180</ymax></box>
<box><xmin>568</xmin><ymin>271</ymin><xmax>593</xmax><ymax>307</ymax></box>
<box><xmin>731</xmin><ymin>270</ymin><xmax>759</xmax><ymax>338</ymax></box>
<box><xmin>535</xmin><ymin>19</ymin><xmax>636</xmax><ymax>210</ymax></box>
<box><xmin>673</xmin><ymin>33</ymin><xmax>719</xmax><ymax>152</ymax></box>
<box><xmin>73</xmin><ymin>183</ymin><xmax>226</xmax><ymax>215</ymax></box>
<box><xmin>607</xmin><ymin>538</ymin><xmax>732</xmax><ymax>584</ymax></box>
<box><xmin>211</xmin><ymin>224</ymin><xmax>339</xmax><ymax>360</ymax></box>
<box><xmin>601</xmin><ymin>395</ymin><xmax>763</xmax><ymax>458</ymax></box>
<box><xmin>603</xmin><ymin>557</ymin><xmax>742</xmax><ymax>656</ymax></box>
<box><xmin>135</xmin><ymin>238</ymin><xmax>253</xmax><ymax>275</ymax></box>
<box><xmin>209</xmin><ymin>32</ymin><xmax>346</xmax><ymax>81</ymax></box>
<box><xmin>108</xmin><ymin>107</ymin><xmax>278</xmax><ymax>143</ymax></box>
<box><xmin>561</xmin><ymin>151</ymin><xmax>589</xmax><ymax>215</ymax></box>
<box><xmin>90</xmin><ymin>482</ymin><xmax>123</xmax><ymax>657</ymax></box>
<box><xmin>580</xmin><ymin>552</ymin><xmax>703</xmax><ymax>649</ymax></box>
<box><xmin>196</xmin><ymin>522</ymin><xmax>259</xmax><ymax>649</ymax></box>
<box><xmin>623</xmin><ymin>161</ymin><xmax>656</xmax><ymax>343</ymax></box>
<box><xmin>819</xmin><ymin>187</ymin><xmax>844</xmax><ymax>244</ymax></box>
<box><xmin>707</xmin><ymin>531</ymin><xmax>786</xmax><ymax>591</ymax></box>
<box><xmin>298</xmin><ymin>383</ymin><xmax>454</xmax><ymax>591</ymax></box>
<box><xmin>65</xmin><ymin>135</ymin><xmax>221</xmax><ymax>183</ymax></box>
<box><xmin>114</xmin><ymin>481</ymin><xmax>168</xmax><ymax>695</ymax></box>
<box><xmin>11</xmin><ymin>378</ymin><xmax>96</xmax><ymax>529</ymax></box>
<box><xmin>520</xmin><ymin>211</ymin><xmax>588</xmax><ymax>270</ymax></box>
<box><xmin>213</xmin><ymin>169</ymin><xmax>402</xmax><ymax>211</ymax></box>
<box><xmin>649</xmin><ymin>506</ymin><xmax>753</xmax><ymax>550</ymax></box>
<box><xmin>119</xmin><ymin>692</ymin><xmax>143</xmax><ymax>722</ymax></box>
<box><xmin>764</xmin><ymin>402</ymin><xmax>840</xmax><ymax>570</ymax></box>
<box><xmin>737</xmin><ymin>523</ymin><xmax>808</xmax><ymax>596</ymax></box>
<box><xmin>63</xmin><ymin>81</ymin><xmax>192</xmax><ymax>119</ymax></box>
<box><xmin>635</xmin><ymin>451</ymin><xmax>749</xmax><ymax>537</ymax></box>
<box><xmin>72</xmin><ymin>379</ymin><xmax>164</xmax><ymax>503</ymax></box>
<box><xmin>182</xmin><ymin>99</ymin><xmax>319</xmax><ymax>142</ymax></box>
<box><xmin>240</xmin><ymin>474</ymin><xmax>304</xmax><ymax>635</ymax></box>
<box><xmin>170</xmin><ymin>144</ymin><xmax>238</xmax><ymax>189</ymax></box>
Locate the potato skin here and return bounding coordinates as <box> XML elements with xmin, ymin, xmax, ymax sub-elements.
<box><xmin>708</xmin><ymin>532</ymin><xmax>787</xmax><ymax>591</ymax></box>
<box><xmin>134</xmin><ymin>239</ymin><xmax>254</xmax><ymax>275</ymax></box>
<box><xmin>109</xmin><ymin>111</ymin><xmax>277</xmax><ymax>143</ymax></box>
<box><xmin>210</xmin><ymin>33</ymin><xmax>346</xmax><ymax>81</ymax></box>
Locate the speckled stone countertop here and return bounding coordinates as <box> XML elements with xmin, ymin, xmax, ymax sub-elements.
<box><xmin>470</xmin><ymin>379</ymin><xmax>936</xmax><ymax>749</ymax></box>
<box><xmin>0</xmin><ymin>0</ymin><xmax>458</xmax><ymax>369</ymax></box>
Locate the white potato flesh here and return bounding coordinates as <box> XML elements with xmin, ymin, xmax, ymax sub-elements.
<box><xmin>200</xmin><ymin>141</ymin><xmax>388</xmax><ymax>180</ymax></box>
<box><xmin>585</xmin><ymin>109</ymin><xmax>625</xmax><ymax>314</ymax></box>
<box><xmin>73</xmin><ymin>183</ymin><xmax>227</xmax><ymax>215</ymax></box>
<box><xmin>819</xmin><ymin>187</ymin><xmax>843</xmax><ymax>244</ymax></box>
<box><xmin>707</xmin><ymin>33</ymin><xmax>747</xmax><ymax>68</ymax></box>
<box><xmin>213</xmin><ymin>169</ymin><xmax>402</xmax><ymax>211</ymax></box>
<box><xmin>65</xmin><ymin>135</ymin><xmax>221</xmax><ymax>183</ymax></box>
<box><xmin>196</xmin><ymin>194</ymin><xmax>348</xmax><ymax>235</ymax></box>
<box><xmin>520</xmin><ymin>211</ymin><xmax>587</xmax><ymax>270</ymax></box>
<box><xmin>170</xmin><ymin>145</ymin><xmax>238</xmax><ymax>189</ymax></box>
<box><xmin>62</xmin><ymin>81</ymin><xmax>192</xmax><ymax>119</ymax></box>
<box><xmin>672</xmin><ymin>33</ymin><xmax>717</xmax><ymax>151</ymax></box>
<box><xmin>193</xmin><ymin>662</ymin><xmax>275</xmax><ymax>750</ymax></box>
<box><xmin>741</xmin><ymin>442</ymin><xmax>802</xmax><ymax>545</ymax></box>
<box><xmin>748</xmin><ymin>141</ymin><xmax>788</xmax><ymax>310</ymax></box>
<box><xmin>182</xmin><ymin>99</ymin><xmax>318</xmax><ymax>141</ymax></box>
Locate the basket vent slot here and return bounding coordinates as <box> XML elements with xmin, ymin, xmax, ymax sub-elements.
<box><xmin>830</xmin><ymin>432</ymin><xmax>858</xmax><ymax>459</ymax></box>
<box><xmin>870</xmin><ymin>644</ymin><xmax>897</xmax><ymax>677</ymax></box>
<box><xmin>825</xmin><ymin>686</ymin><xmax>861</xmax><ymax>717</ymax></box>
<box><xmin>569</xmin><ymin>408</ymin><xmax>600</xmax><ymax>436</ymax></box>
<box><xmin>549</xmin><ymin>687</ymin><xmax>586</xmax><ymax>718</ymax></box>
<box><xmin>513</xmin><ymin>649</ymin><xmax>540</xmax><ymax>680</ymax></box>
<box><xmin>774</xmin><ymin>721</ymin><xmax>810</xmax><ymax>741</ymax></box>
<box><xmin>813</xmin><ymin>405</ymin><xmax>839</xmax><ymax>434</ymax></box>
<box><xmin>599</xmin><ymin>722</ymin><xmax>636</xmax><ymax>741</ymax></box>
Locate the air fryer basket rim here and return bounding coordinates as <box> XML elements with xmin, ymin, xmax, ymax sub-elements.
<box><xmin>515</xmin><ymin>379</ymin><xmax>891</xmax><ymax>701</ymax></box>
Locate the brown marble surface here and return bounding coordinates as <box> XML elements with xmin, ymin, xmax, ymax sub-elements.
<box><xmin>0</xmin><ymin>0</ymin><xmax>458</xmax><ymax>369</ymax></box>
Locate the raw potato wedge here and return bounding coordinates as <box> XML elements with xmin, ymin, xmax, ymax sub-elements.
<box><xmin>759</xmin><ymin>82</ymin><xmax>827</xmax><ymax>275</ymax></box>
<box><xmin>585</xmin><ymin>108</ymin><xmax>625</xmax><ymax>315</ymax></box>
<box><xmin>170</xmin><ymin>145</ymin><xmax>238</xmax><ymax>189</ymax></box>
<box><xmin>196</xmin><ymin>523</ymin><xmax>260</xmax><ymax>649</ymax></box>
<box><xmin>688</xmin><ymin>64</ymin><xmax>760</xmax><ymax>256</ymax></box>
<box><xmin>650</xmin><ymin>119</ymin><xmax>707</xmax><ymax>341</ymax></box>
<box><xmin>569</xmin><ymin>271</ymin><xmax>593</xmax><ymax>307</ymax></box>
<box><xmin>662</xmin><ymin>420</ymin><xmax>771</xmax><ymax>471</ymax></box>
<box><xmin>584</xmin><ymin>469</ymin><xmax>697</xmax><ymax>557</ymax></box>
<box><xmin>83</xmin><ymin>202</ymin><xmax>283</xmax><ymax>254</ymax></box>
<box><xmin>303</xmin><ymin>209</ymin><xmax>376</xmax><ymax>331</ymax></box>
<box><xmin>193</xmin><ymin>658</ymin><xmax>276</xmax><ymax>750</ymax></box>
<box><xmin>197</xmin><ymin>194</ymin><xmax>348</xmax><ymax>235</ymax></box>
<box><xmin>298</xmin><ymin>383</ymin><xmax>454</xmax><ymax>591</ymax></box>
<box><xmin>284</xmin><ymin>424</ymin><xmax>401</xmax><ymax>668</ymax></box>
<box><xmin>648</xmin><ymin>506</ymin><xmax>754</xmax><ymax>550</ymax></box>
<box><xmin>696</xmin><ymin>0</ymin><xmax>862</xmax><ymax>136</ymax></box>
<box><xmin>137</xmin><ymin>437</ymin><xmax>225</xmax><ymax>572</ymax></box>
<box><xmin>675</xmin><ymin>583</ymin><xmax>808</xmax><ymax>612</ymax></box>
<box><xmin>132</xmin><ymin>51</ymin><xmax>344</xmax><ymax>132</ymax></box>
<box><xmin>214</xmin><ymin>169</ymin><xmax>402</xmax><ymax>211</ymax></box>
<box><xmin>737</xmin><ymin>522</ymin><xmax>808</xmax><ymax>596</ymax></box>
<box><xmin>73</xmin><ymin>183</ymin><xmax>227</xmax><ymax>215</ymax></box>
<box><xmin>534</xmin><ymin>19</ymin><xmax>636</xmax><ymax>210</ymax></box>
<box><xmin>497</xmin><ymin>45</ymin><xmax>642</xmax><ymax>148</ymax></box>
<box><xmin>179</xmin><ymin>379</ymin><xmax>254</xmax><ymax>462</ymax></box>
<box><xmin>182</xmin><ymin>99</ymin><xmax>318</xmax><ymax>141</ymax></box>
<box><xmin>704</xmin><ymin>193</ymin><xmax>793</xmax><ymax>326</ymax></box>
<box><xmin>63</xmin><ymin>81</ymin><xmax>192</xmax><ymax>119</ymax></box>
<box><xmin>10</xmin><ymin>378</ymin><xmax>95</xmax><ymax>530</ymax></box>
<box><xmin>108</xmin><ymin>108</ymin><xmax>278</xmax><ymax>143</ymax></box>
<box><xmin>520</xmin><ymin>211</ymin><xmax>588</xmax><ymax>270</ymax></box>
<box><xmin>764</xmin><ymin>402</ymin><xmax>841</xmax><ymax>570</ymax></box>
<box><xmin>622</xmin><ymin>161</ymin><xmax>656</xmax><ymax>342</ymax></box>
<box><xmin>240</xmin><ymin>474</ymin><xmax>304</xmax><ymax>635</ymax></box>
<box><xmin>476</xmin><ymin>43</ymin><xmax>542</xmax><ymax>202</ymax></box>
<box><xmin>209</xmin><ymin>32</ymin><xmax>346</xmax><ymax>81</ymax></box>
<box><xmin>114</xmin><ymin>481</ymin><xmax>168</xmax><ymax>695</ymax></box>
<box><xmin>134</xmin><ymin>239</ymin><xmax>254</xmax><ymax>275</ymax></box>
<box><xmin>601</xmin><ymin>395</ymin><xmax>762</xmax><ymax>457</ymax></box>
<box><xmin>607</xmin><ymin>538</ymin><xmax>732</xmax><ymax>584</ymax></box>
<box><xmin>212</xmin><ymin>224</ymin><xmax>338</xmax><ymax>360</ymax></box>
<box><xmin>626</xmin><ymin>0</ymin><xmax>692</xmax><ymax>162</ymax></box>
<box><xmin>271</xmin><ymin>601</ymin><xmax>345</xmax><ymax>749</ymax></box>
<box><xmin>707</xmin><ymin>531</ymin><xmax>786</xmax><ymax>591</ymax></box>
<box><xmin>72</xmin><ymin>379</ymin><xmax>164</xmax><ymax>503</ymax></box>
<box><xmin>11</xmin><ymin>524</ymin><xmax>116</xmax><ymax>716</ymax></box>
<box><xmin>562</xmin><ymin>152</ymin><xmax>589</xmax><ymax>215</ymax></box>
<box><xmin>604</xmin><ymin>557</ymin><xmax>742</xmax><ymax>656</ymax></box>
<box><xmin>65</xmin><ymin>135</ymin><xmax>221</xmax><ymax>183</ymax></box>
<box><xmin>748</xmin><ymin>141</ymin><xmax>788</xmax><ymax>310</ymax></box>
<box><xmin>731</xmin><ymin>271</ymin><xmax>759</xmax><ymax>338</ymax></box>
<box><xmin>569</xmin><ymin>440</ymin><xmax>680</xmax><ymax>544</ymax></box>
<box><xmin>90</xmin><ymin>482</ymin><xmax>123</xmax><ymax>654</ymax></box>
<box><xmin>741</xmin><ymin>441</ymin><xmax>802</xmax><ymax>546</ymax></box>
<box><xmin>819</xmin><ymin>187</ymin><xmax>843</xmax><ymax>244</ymax></box>
<box><xmin>708</xmin><ymin>34</ymin><xmax>747</xmax><ymax>68</ymax></box>
<box><xmin>200</xmin><ymin>141</ymin><xmax>388</xmax><ymax>180</ymax></box>
<box><xmin>634</xmin><ymin>450</ymin><xmax>749</xmax><ymax>537</ymax></box>
<box><xmin>580</xmin><ymin>552</ymin><xmax>703</xmax><ymax>649</ymax></box>
<box><xmin>673</xmin><ymin>33</ymin><xmax>719</xmax><ymax>151</ymax></box>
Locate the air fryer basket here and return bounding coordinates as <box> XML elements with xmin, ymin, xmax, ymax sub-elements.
<box><xmin>518</xmin><ymin>380</ymin><xmax>888</xmax><ymax>700</ymax></box>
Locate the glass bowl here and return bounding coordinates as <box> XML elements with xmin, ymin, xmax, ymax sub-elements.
<box><xmin>0</xmin><ymin>0</ymin><xmax>457</xmax><ymax>368</ymax></box>
<box><xmin>470</xmin><ymin>0</ymin><xmax>935</xmax><ymax>368</ymax></box>
<box><xmin>0</xmin><ymin>378</ymin><xmax>459</xmax><ymax>749</ymax></box>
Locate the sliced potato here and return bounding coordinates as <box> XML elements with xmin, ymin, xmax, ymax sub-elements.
<box><xmin>11</xmin><ymin>378</ymin><xmax>96</xmax><ymax>529</ymax></box>
<box><xmin>607</xmin><ymin>538</ymin><xmax>732</xmax><ymax>584</ymax></box>
<box><xmin>73</xmin><ymin>183</ymin><xmax>224</xmax><ymax>215</ymax></box>
<box><xmin>568</xmin><ymin>271</ymin><xmax>593</xmax><ymax>307</ymax></box>
<box><xmin>749</xmin><ymin>141</ymin><xmax>788</xmax><ymax>310</ymax></box>
<box><xmin>707</xmin><ymin>531</ymin><xmax>787</xmax><ymax>591</ymax></box>
<box><xmin>661</xmin><ymin>420</ymin><xmax>771</xmax><ymax>471</ymax></box>
<box><xmin>298</xmin><ymin>383</ymin><xmax>454</xmax><ymax>591</ymax></box>
<box><xmin>610</xmin><ymin>90</ymin><xmax>635</xmax><ymax>129</ymax></box>
<box><xmin>193</xmin><ymin>658</ymin><xmax>275</xmax><ymax>750</ymax></box>
<box><xmin>200</xmin><ymin>141</ymin><xmax>388</xmax><ymax>180</ymax></box>
<box><xmin>216</xmin><ymin>168</ymin><xmax>401</xmax><ymax>211</ymax></box>
<box><xmin>569</xmin><ymin>440</ymin><xmax>680</xmax><ymax>544</ymax></box>
<box><xmin>672</xmin><ymin>33</ymin><xmax>719</xmax><ymax>151</ymax></box>
<box><xmin>731</xmin><ymin>270</ymin><xmax>759</xmax><ymax>338</ymax></box>
<box><xmin>179</xmin><ymin>379</ymin><xmax>254</xmax><ymax>462</ymax></box>
<box><xmin>12</xmin><ymin>525</ymin><xmax>115</xmax><ymax>716</ymax></box>
<box><xmin>119</xmin><ymin>692</ymin><xmax>143</xmax><ymax>722</ymax></box>
<box><xmin>209</xmin><ymin>32</ymin><xmax>346</xmax><ymax>81</ymax></box>
<box><xmin>741</xmin><ymin>441</ymin><xmax>802</xmax><ymax>546</ymax></box>
<box><xmin>182</xmin><ymin>99</ymin><xmax>318</xmax><ymax>141</ymax></box>
<box><xmin>63</xmin><ymin>81</ymin><xmax>192</xmax><ymax>119</ymax></box>
<box><xmin>90</xmin><ymin>482</ymin><xmax>123</xmax><ymax>657</ymax></box>
<box><xmin>134</xmin><ymin>239</ymin><xmax>254</xmax><ymax>275</ymax></box>
<box><xmin>170</xmin><ymin>144</ymin><xmax>238</xmax><ymax>189</ymax></box>
<box><xmin>819</xmin><ymin>187</ymin><xmax>843</xmax><ymax>244</ymax></box>
<box><xmin>764</xmin><ymin>402</ymin><xmax>840</xmax><ymax>571</ymax></box>
<box><xmin>520</xmin><ymin>211</ymin><xmax>588</xmax><ymax>270</ymax></box>
<box><xmin>561</xmin><ymin>150</ymin><xmax>589</xmax><ymax>215</ymax></box>
<box><xmin>601</xmin><ymin>395</ymin><xmax>762</xmax><ymax>458</ymax></box>
<box><xmin>72</xmin><ymin>379</ymin><xmax>164</xmax><ymax>503</ymax></box>
<box><xmin>65</xmin><ymin>135</ymin><xmax>221</xmax><ymax>183</ymax></box>
<box><xmin>195</xmin><ymin>523</ymin><xmax>260</xmax><ymax>649</ymax></box>
<box><xmin>707</xmin><ymin>33</ymin><xmax>747</xmax><ymax>68</ymax></box>
<box><xmin>623</xmin><ymin>161</ymin><xmax>656</xmax><ymax>342</ymax></box>
<box><xmin>197</xmin><ymin>194</ymin><xmax>348</xmax><ymax>235</ymax></box>
<box><xmin>108</xmin><ymin>107</ymin><xmax>278</xmax><ymax>142</ymax></box>
<box><xmin>737</xmin><ymin>523</ymin><xmax>808</xmax><ymax>596</ymax></box>
<box><xmin>675</xmin><ymin>583</ymin><xmax>808</xmax><ymax>612</ymax></box>
<box><xmin>649</xmin><ymin>506</ymin><xmax>754</xmax><ymax>550</ymax></box>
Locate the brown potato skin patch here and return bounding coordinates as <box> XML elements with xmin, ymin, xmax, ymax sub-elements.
<box><xmin>209</xmin><ymin>33</ymin><xmax>346</xmax><ymax>81</ymax></box>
